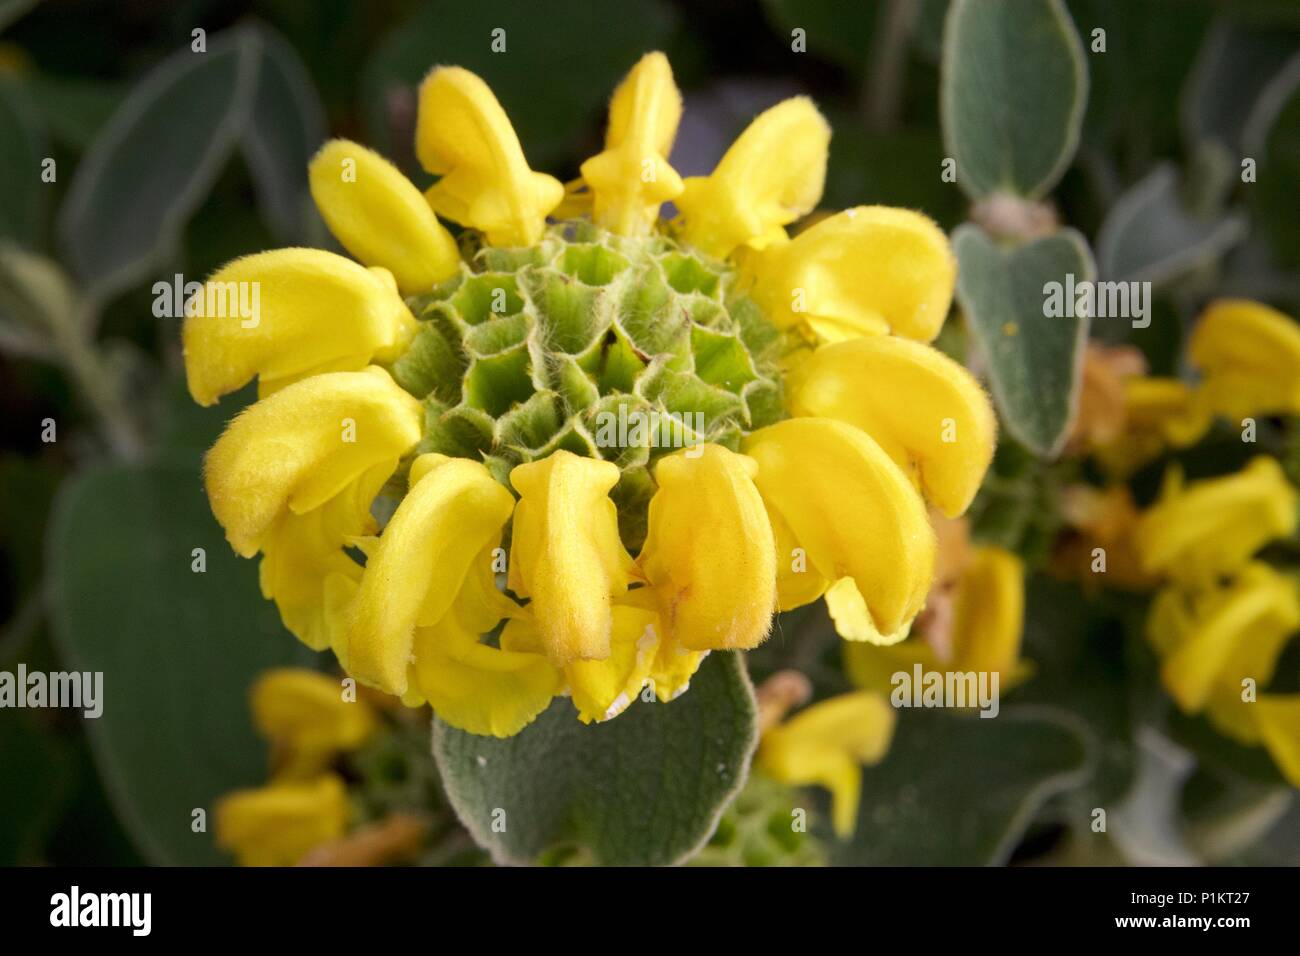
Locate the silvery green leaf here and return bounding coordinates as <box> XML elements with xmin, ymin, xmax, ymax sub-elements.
<box><xmin>1095</xmin><ymin>162</ymin><xmax>1247</xmax><ymax>285</ymax></box>
<box><xmin>56</xmin><ymin>29</ymin><xmax>261</xmax><ymax>297</ymax></box>
<box><xmin>433</xmin><ymin>651</ymin><xmax>758</xmax><ymax>866</ymax></box>
<box><xmin>941</xmin><ymin>0</ymin><xmax>1088</xmax><ymax>199</ymax></box>
<box><xmin>953</xmin><ymin>223</ymin><xmax>1093</xmax><ymax>457</ymax></box>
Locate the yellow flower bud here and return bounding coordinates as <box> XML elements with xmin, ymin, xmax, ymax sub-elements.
<box><xmin>309</xmin><ymin>139</ymin><xmax>460</xmax><ymax>294</ymax></box>
<box><xmin>250</xmin><ymin>668</ymin><xmax>378</xmax><ymax>776</ymax></box>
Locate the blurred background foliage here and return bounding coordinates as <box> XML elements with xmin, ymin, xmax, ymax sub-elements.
<box><xmin>1</xmin><ymin>0</ymin><xmax>1299</xmax><ymax>866</ymax></box>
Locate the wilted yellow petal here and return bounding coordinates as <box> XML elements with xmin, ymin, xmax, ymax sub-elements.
<box><xmin>675</xmin><ymin>97</ymin><xmax>829</xmax><ymax>258</ymax></box>
<box><xmin>1254</xmin><ymin>695</ymin><xmax>1300</xmax><ymax>788</ymax></box>
<box><xmin>638</xmin><ymin>445</ymin><xmax>776</xmax><ymax>650</ymax></box>
<box><xmin>503</xmin><ymin>603</ymin><xmax>660</xmax><ymax>723</ymax></box>
<box><xmin>508</xmin><ymin>451</ymin><xmax>633</xmax><ymax>666</ymax></box>
<box><xmin>1135</xmin><ymin>457</ymin><xmax>1298</xmax><ymax>584</ymax></box>
<box><xmin>791</xmin><ymin>336</ymin><xmax>995</xmax><ymax>516</ymax></box>
<box><xmin>415</xmin><ymin>66</ymin><xmax>563</xmax><ymax>246</ymax></box>
<box><xmin>950</xmin><ymin>546</ymin><xmax>1024</xmax><ymax>676</ymax></box>
<box><xmin>251</xmin><ymin>667</ymin><xmax>377</xmax><ymax>764</ymax></box>
<box><xmin>758</xmin><ymin>692</ymin><xmax>896</xmax><ymax>837</ymax></box>
<box><xmin>745</xmin><ymin>418</ymin><xmax>935</xmax><ymax>637</ymax></box>
<box><xmin>749</xmin><ymin>206</ymin><xmax>955</xmax><ymax>343</ymax></box>
<box><xmin>1189</xmin><ymin>299</ymin><xmax>1300</xmax><ymax>419</ymax></box>
<box><xmin>183</xmin><ymin>249</ymin><xmax>418</xmax><ymax>406</ymax></box>
<box><xmin>348</xmin><ymin>454</ymin><xmax>515</xmax><ymax>696</ymax></box>
<box><xmin>204</xmin><ymin>367</ymin><xmax>422</xmax><ymax>558</ymax></box>
<box><xmin>309</xmin><ymin>139</ymin><xmax>460</xmax><ymax>294</ymax></box>
<box><xmin>216</xmin><ymin>774</ymin><xmax>350</xmax><ymax>867</ymax></box>
<box><xmin>580</xmin><ymin>52</ymin><xmax>683</xmax><ymax>236</ymax></box>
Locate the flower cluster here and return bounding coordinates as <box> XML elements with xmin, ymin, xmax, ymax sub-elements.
<box><xmin>185</xmin><ymin>52</ymin><xmax>994</xmax><ymax>736</ymax></box>
<box><xmin>1063</xmin><ymin>298</ymin><xmax>1300</xmax><ymax>786</ymax></box>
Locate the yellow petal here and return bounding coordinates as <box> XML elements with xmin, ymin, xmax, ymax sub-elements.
<box><xmin>824</xmin><ymin>577</ymin><xmax>912</xmax><ymax>645</ymax></box>
<box><xmin>745</xmin><ymin>418</ymin><xmax>935</xmax><ymax>636</ymax></box>
<box><xmin>309</xmin><ymin>139</ymin><xmax>460</xmax><ymax>294</ymax></box>
<box><xmin>767</xmin><ymin>502</ymin><xmax>829</xmax><ymax>611</ymax></box>
<box><xmin>950</xmin><ymin>546</ymin><xmax>1025</xmax><ymax>676</ymax></box>
<box><xmin>204</xmin><ymin>367</ymin><xmax>422</xmax><ymax>557</ymax></box>
<box><xmin>1254</xmin><ymin>695</ymin><xmax>1300</xmax><ymax>788</ymax></box>
<box><xmin>1158</xmin><ymin>564</ymin><xmax>1300</xmax><ymax>713</ymax></box>
<box><xmin>1135</xmin><ymin>457</ymin><xmax>1298</xmax><ymax>584</ymax></box>
<box><xmin>183</xmin><ymin>249</ymin><xmax>418</xmax><ymax>406</ymax></box>
<box><xmin>748</xmin><ymin>206</ymin><xmax>956</xmax><ymax>343</ymax></box>
<box><xmin>1123</xmin><ymin>377</ymin><xmax>1211</xmax><ymax>447</ymax></box>
<box><xmin>843</xmin><ymin>637</ymin><xmax>940</xmax><ymax>695</ymax></box>
<box><xmin>215</xmin><ymin>774</ymin><xmax>350</xmax><ymax>867</ymax></box>
<box><xmin>758</xmin><ymin>692</ymin><xmax>896</xmax><ymax>838</ymax></box>
<box><xmin>675</xmin><ymin>97</ymin><xmax>829</xmax><ymax>258</ymax></box>
<box><xmin>638</xmin><ymin>445</ymin><xmax>776</xmax><ymax>650</ymax></box>
<box><xmin>348</xmin><ymin>454</ymin><xmax>515</xmax><ymax>696</ymax></box>
<box><xmin>257</xmin><ymin>463</ymin><xmax>385</xmax><ymax>652</ymax></box>
<box><xmin>408</xmin><ymin>613</ymin><xmax>561</xmax><ymax>738</ymax></box>
<box><xmin>791</xmin><ymin>336</ymin><xmax>996</xmax><ymax>516</ymax></box>
<box><xmin>251</xmin><ymin>668</ymin><xmax>377</xmax><ymax>762</ymax></box>
<box><xmin>505</xmin><ymin>603</ymin><xmax>661</xmax><ymax>723</ymax></box>
<box><xmin>1189</xmin><ymin>299</ymin><xmax>1300</xmax><ymax>419</ymax></box>
<box><xmin>580</xmin><ymin>52</ymin><xmax>683</xmax><ymax>236</ymax></box>
<box><xmin>415</xmin><ymin>66</ymin><xmax>563</xmax><ymax>246</ymax></box>
<box><xmin>508</xmin><ymin>451</ymin><xmax>633</xmax><ymax>666</ymax></box>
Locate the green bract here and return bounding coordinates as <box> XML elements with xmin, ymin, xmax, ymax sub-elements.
<box><xmin>388</xmin><ymin>221</ymin><xmax>787</xmax><ymax>547</ymax></box>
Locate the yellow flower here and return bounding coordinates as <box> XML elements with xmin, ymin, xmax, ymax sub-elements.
<box><xmin>675</xmin><ymin>97</ymin><xmax>829</xmax><ymax>258</ymax></box>
<box><xmin>203</xmin><ymin>367</ymin><xmax>423</xmax><ymax>653</ymax></box>
<box><xmin>1146</xmin><ymin>564</ymin><xmax>1300</xmax><ymax>786</ymax></box>
<box><xmin>508</xmin><ymin>451</ymin><xmax>633</xmax><ymax>666</ymax></box>
<box><xmin>579</xmin><ymin>52</ymin><xmax>684</xmax><ymax>237</ymax></box>
<box><xmin>416</xmin><ymin>66</ymin><xmax>563</xmax><ymax>246</ymax></box>
<box><xmin>747</xmin><ymin>206</ymin><xmax>956</xmax><ymax>345</ymax></box>
<box><xmin>637</xmin><ymin>444</ymin><xmax>776</xmax><ymax>651</ymax></box>
<box><xmin>183</xmin><ymin>250</ymin><xmax>419</xmax><ymax>407</ymax></box>
<box><xmin>309</xmin><ymin>140</ymin><xmax>460</xmax><ymax>294</ymax></box>
<box><xmin>788</xmin><ymin>335</ymin><xmax>995</xmax><ymax>517</ymax></box>
<box><xmin>250</xmin><ymin>668</ymin><xmax>378</xmax><ymax>778</ymax></box>
<box><xmin>846</xmin><ymin>542</ymin><xmax>1030</xmax><ymax>695</ymax></box>
<box><xmin>348</xmin><ymin>453</ymin><xmax>561</xmax><ymax>736</ymax></box>
<box><xmin>1134</xmin><ymin>457</ymin><xmax>1298</xmax><ymax>586</ymax></box>
<box><xmin>216</xmin><ymin>774</ymin><xmax>351</xmax><ymax>867</ymax></box>
<box><xmin>745</xmin><ymin>418</ymin><xmax>935</xmax><ymax>640</ymax></box>
<box><xmin>185</xmin><ymin>52</ymin><xmax>988</xmax><ymax>737</ymax></box>
<box><xmin>757</xmin><ymin>692</ymin><xmax>896</xmax><ymax>838</ymax></box>
<box><xmin>1189</xmin><ymin>299</ymin><xmax>1300</xmax><ymax>420</ymax></box>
